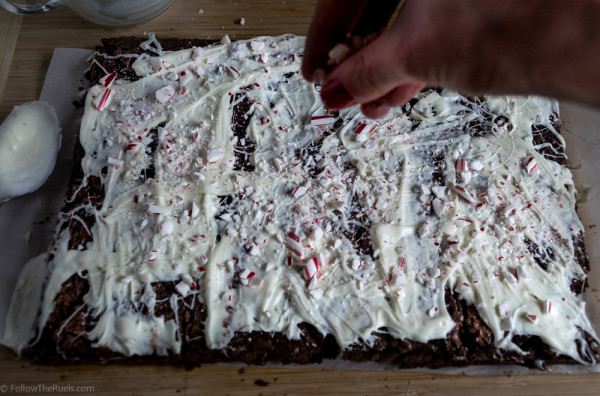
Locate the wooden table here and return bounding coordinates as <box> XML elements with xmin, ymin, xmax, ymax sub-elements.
<box><xmin>0</xmin><ymin>1</ymin><xmax>599</xmax><ymax>394</ymax></box>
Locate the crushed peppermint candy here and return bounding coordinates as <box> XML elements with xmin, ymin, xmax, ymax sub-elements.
<box><xmin>470</xmin><ymin>160</ymin><xmax>483</xmax><ymax>171</ymax></box>
<box><xmin>250</xmin><ymin>40</ymin><xmax>266</xmax><ymax>52</ymax></box>
<box><xmin>206</xmin><ymin>147</ymin><xmax>224</xmax><ymax>162</ymax></box>
<box><xmin>303</xmin><ymin>256</ymin><xmax>322</xmax><ymax>280</ymax></box>
<box><xmin>99</xmin><ymin>72</ymin><xmax>117</xmax><ymax>88</ymax></box>
<box><xmin>455</xmin><ymin>158</ymin><xmax>469</xmax><ymax>172</ymax></box>
<box><xmin>526</xmin><ymin>313</ymin><xmax>538</xmax><ymax>322</ymax></box>
<box><xmin>453</xmin><ymin>184</ymin><xmax>475</xmax><ymax>203</ymax></box>
<box><xmin>454</xmin><ymin>282</ymin><xmax>470</xmax><ymax>294</ymax></box>
<box><xmin>286</xmin><ymin>232</ymin><xmax>303</xmax><ymax>257</ymax></box>
<box><xmin>147</xmin><ymin>203</ymin><xmax>170</xmax><ymax>215</ymax></box>
<box><xmin>418</xmin><ymin>223</ymin><xmax>430</xmax><ymax>239</ymax></box>
<box><xmin>461</xmin><ymin>171</ymin><xmax>472</xmax><ymax>185</ymax></box>
<box><xmin>544</xmin><ymin>300</ymin><xmax>552</xmax><ymax>315</ymax></box>
<box><xmin>515</xmin><ymin>265</ymin><xmax>527</xmax><ymax>281</ymax></box>
<box><xmin>150</xmin><ymin>57</ymin><xmax>163</xmax><ymax>71</ymax></box>
<box><xmin>93</xmin><ymin>88</ymin><xmax>113</xmax><ymax>111</ymax></box>
<box><xmin>310</xmin><ymin>288</ymin><xmax>325</xmax><ymax>299</ymax></box>
<box><xmin>239</xmin><ymin>269</ymin><xmax>256</xmax><ymax>285</ymax></box>
<box><xmin>292</xmin><ymin>185</ymin><xmax>310</xmax><ymax>198</ymax></box>
<box><xmin>155</xmin><ymin>85</ymin><xmax>175</xmax><ymax>103</ymax></box>
<box><xmin>191</xmin><ymin>201</ymin><xmax>200</xmax><ymax>219</ymax></box>
<box><xmin>311</xmin><ymin>115</ymin><xmax>336</xmax><ymax>128</ymax></box>
<box><xmin>432</xmin><ymin>198</ymin><xmax>445</xmax><ymax>217</ymax></box>
<box><xmin>160</xmin><ymin>221</ymin><xmax>174</xmax><ymax>236</ymax></box>
<box><xmin>175</xmin><ymin>282</ymin><xmax>191</xmax><ymax>297</ymax></box>
<box><xmin>192</xmin><ymin>47</ymin><xmax>204</xmax><ymax>61</ymax></box>
<box><xmin>428</xmin><ymin>306</ymin><xmax>439</xmax><ymax>317</ymax></box>
<box><xmin>525</xmin><ymin>157</ymin><xmax>538</xmax><ymax>174</ymax></box>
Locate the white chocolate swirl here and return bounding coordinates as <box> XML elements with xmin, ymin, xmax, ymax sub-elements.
<box><xmin>4</xmin><ymin>35</ymin><xmax>597</xmax><ymax>364</ymax></box>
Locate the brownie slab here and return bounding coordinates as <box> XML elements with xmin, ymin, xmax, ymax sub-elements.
<box><xmin>8</xmin><ymin>34</ymin><xmax>598</xmax><ymax>369</ymax></box>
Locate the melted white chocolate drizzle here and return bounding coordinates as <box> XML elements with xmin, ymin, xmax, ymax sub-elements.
<box><xmin>5</xmin><ymin>35</ymin><xmax>598</xmax><ymax>363</ymax></box>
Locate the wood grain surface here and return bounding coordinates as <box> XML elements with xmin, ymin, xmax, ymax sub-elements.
<box><xmin>0</xmin><ymin>1</ymin><xmax>599</xmax><ymax>394</ymax></box>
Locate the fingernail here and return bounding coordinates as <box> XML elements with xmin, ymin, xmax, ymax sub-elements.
<box><xmin>320</xmin><ymin>79</ymin><xmax>354</xmax><ymax>109</ymax></box>
<box><xmin>362</xmin><ymin>100</ymin><xmax>391</xmax><ymax>119</ymax></box>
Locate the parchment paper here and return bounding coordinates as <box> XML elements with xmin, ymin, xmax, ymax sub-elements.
<box><xmin>1</xmin><ymin>48</ymin><xmax>599</xmax><ymax>374</ymax></box>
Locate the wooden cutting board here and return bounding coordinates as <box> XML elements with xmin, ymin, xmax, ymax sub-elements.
<box><xmin>0</xmin><ymin>1</ymin><xmax>599</xmax><ymax>394</ymax></box>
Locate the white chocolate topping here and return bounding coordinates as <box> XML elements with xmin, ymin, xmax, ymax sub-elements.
<box><xmin>3</xmin><ymin>35</ymin><xmax>598</xmax><ymax>364</ymax></box>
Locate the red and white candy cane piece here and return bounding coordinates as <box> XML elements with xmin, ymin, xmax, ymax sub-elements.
<box><xmin>191</xmin><ymin>201</ymin><xmax>200</xmax><ymax>219</ymax></box>
<box><xmin>93</xmin><ymin>88</ymin><xmax>113</xmax><ymax>111</ymax></box>
<box><xmin>354</xmin><ymin>122</ymin><xmax>377</xmax><ymax>135</ymax></box>
<box><xmin>286</xmin><ymin>232</ymin><xmax>303</xmax><ymax>257</ymax></box>
<box><xmin>303</xmin><ymin>256</ymin><xmax>322</xmax><ymax>280</ymax></box>
<box><xmin>292</xmin><ymin>185</ymin><xmax>310</xmax><ymax>198</ymax></box>
<box><xmin>286</xmin><ymin>256</ymin><xmax>294</xmax><ymax>267</ymax></box>
<box><xmin>544</xmin><ymin>300</ymin><xmax>552</xmax><ymax>315</ymax></box>
<box><xmin>515</xmin><ymin>265</ymin><xmax>527</xmax><ymax>281</ymax></box>
<box><xmin>454</xmin><ymin>282</ymin><xmax>470</xmax><ymax>294</ymax></box>
<box><xmin>146</xmin><ymin>250</ymin><xmax>158</xmax><ymax>262</ymax></box>
<box><xmin>147</xmin><ymin>203</ymin><xmax>170</xmax><ymax>215</ymax></box>
<box><xmin>526</xmin><ymin>313</ymin><xmax>538</xmax><ymax>322</ymax></box>
<box><xmin>398</xmin><ymin>257</ymin><xmax>406</xmax><ymax>269</ymax></box>
<box><xmin>428</xmin><ymin>306</ymin><xmax>439</xmax><ymax>317</ymax></box>
<box><xmin>355</xmin><ymin>123</ymin><xmax>377</xmax><ymax>143</ymax></box>
<box><xmin>99</xmin><ymin>72</ymin><xmax>117</xmax><ymax>88</ymax></box>
<box><xmin>525</xmin><ymin>157</ymin><xmax>537</xmax><ymax>174</ymax></box>
<box><xmin>455</xmin><ymin>158</ymin><xmax>469</xmax><ymax>172</ymax></box>
<box><xmin>453</xmin><ymin>184</ymin><xmax>475</xmax><ymax>203</ymax></box>
<box><xmin>240</xmin><ymin>269</ymin><xmax>256</xmax><ymax>282</ymax></box>
<box><xmin>310</xmin><ymin>115</ymin><xmax>336</xmax><ymax>128</ymax></box>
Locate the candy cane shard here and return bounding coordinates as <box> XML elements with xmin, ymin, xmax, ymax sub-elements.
<box><xmin>286</xmin><ymin>232</ymin><xmax>303</xmax><ymax>257</ymax></box>
<box><xmin>93</xmin><ymin>88</ymin><xmax>113</xmax><ymax>111</ymax></box>
<box><xmin>99</xmin><ymin>72</ymin><xmax>117</xmax><ymax>88</ymax></box>
<box><xmin>292</xmin><ymin>185</ymin><xmax>310</xmax><ymax>198</ymax></box>
<box><xmin>455</xmin><ymin>158</ymin><xmax>469</xmax><ymax>172</ymax></box>
<box><xmin>454</xmin><ymin>282</ymin><xmax>470</xmax><ymax>294</ymax></box>
<box><xmin>239</xmin><ymin>269</ymin><xmax>256</xmax><ymax>286</ymax></box>
<box><xmin>311</xmin><ymin>115</ymin><xmax>336</xmax><ymax>128</ymax></box>
<box><xmin>303</xmin><ymin>256</ymin><xmax>322</xmax><ymax>280</ymax></box>
<box><xmin>544</xmin><ymin>300</ymin><xmax>552</xmax><ymax>315</ymax></box>
<box><xmin>175</xmin><ymin>282</ymin><xmax>191</xmax><ymax>297</ymax></box>
<box><xmin>453</xmin><ymin>184</ymin><xmax>475</xmax><ymax>203</ymax></box>
<box><xmin>525</xmin><ymin>157</ymin><xmax>538</xmax><ymax>174</ymax></box>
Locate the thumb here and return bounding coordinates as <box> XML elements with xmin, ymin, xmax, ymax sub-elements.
<box><xmin>320</xmin><ymin>32</ymin><xmax>418</xmax><ymax>109</ymax></box>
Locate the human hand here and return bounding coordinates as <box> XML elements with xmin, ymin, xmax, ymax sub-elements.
<box><xmin>303</xmin><ymin>0</ymin><xmax>600</xmax><ymax>118</ymax></box>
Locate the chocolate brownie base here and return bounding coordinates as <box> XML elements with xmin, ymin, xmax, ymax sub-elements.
<box><xmin>27</xmin><ymin>37</ymin><xmax>599</xmax><ymax>368</ymax></box>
